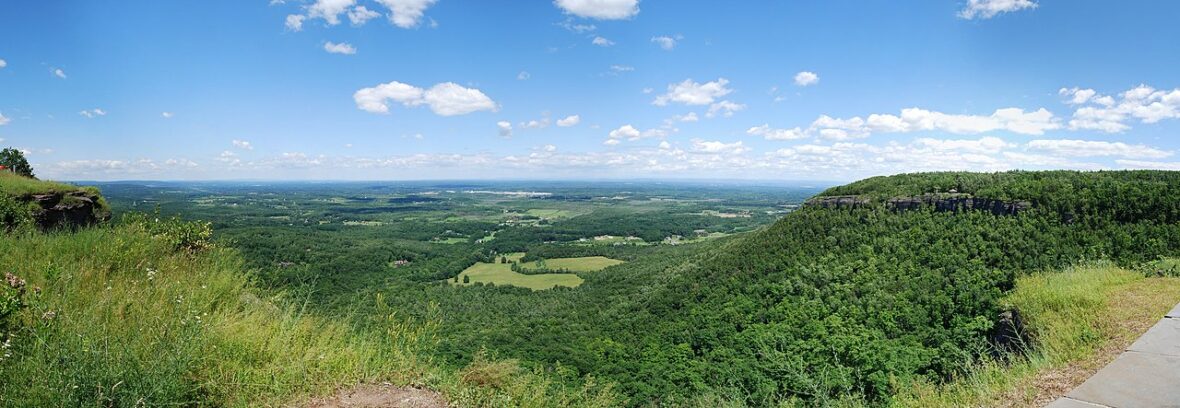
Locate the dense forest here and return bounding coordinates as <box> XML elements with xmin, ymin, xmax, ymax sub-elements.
<box><xmin>88</xmin><ymin>172</ymin><xmax>1180</xmax><ymax>406</ymax></box>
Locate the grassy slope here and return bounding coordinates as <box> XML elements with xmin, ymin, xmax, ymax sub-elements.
<box><xmin>897</xmin><ymin>263</ymin><xmax>1180</xmax><ymax>407</ymax></box>
<box><xmin>0</xmin><ymin>226</ymin><xmax>621</xmax><ymax>407</ymax></box>
<box><xmin>0</xmin><ymin>172</ymin><xmax>86</xmax><ymax>197</ymax></box>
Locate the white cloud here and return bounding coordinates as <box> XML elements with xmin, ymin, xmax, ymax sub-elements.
<box><xmin>557</xmin><ymin>115</ymin><xmax>581</xmax><ymax>127</ymax></box>
<box><xmin>53</xmin><ymin>68</ymin><xmax>67</xmax><ymax>79</ymax></box>
<box><xmin>603</xmin><ymin>138</ymin><xmax>621</xmax><ymax>146</ymax></box>
<box><xmin>608</xmin><ymin>124</ymin><xmax>641</xmax><ymax>140</ymax></box>
<box><xmin>0</xmin><ymin>112</ymin><xmax>9</xmax><ymax>126</ymax></box>
<box><xmin>794</xmin><ymin>71</ymin><xmax>819</xmax><ymax>87</ymax></box>
<box><xmin>609</xmin><ymin>65</ymin><xmax>634</xmax><ymax>74</ymax></box>
<box><xmin>651</xmin><ymin>35</ymin><xmax>680</xmax><ymax>50</ymax></box>
<box><xmin>676</xmin><ymin>112</ymin><xmax>699</xmax><ymax>122</ymax></box>
<box><xmin>161</xmin><ymin>112</ymin><xmax>174</xmax><ymax>119</ymax></box>
<box><xmin>520</xmin><ymin>117</ymin><xmax>551</xmax><ymax>129</ymax></box>
<box><xmin>354</xmin><ymin>81</ymin><xmax>497</xmax><ymax>116</ymax></box>
<box><xmin>324</xmin><ymin>41</ymin><xmax>357</xmax><ymax>54</ymax></box>
<box><xmin>306</xmin><ymin>0</ymin><xmax>355</xmax><ymax>25</ymax></box>
<box><xmin>517</xmin><ymin>71</ymin><xmax>530</xmax><ymax>80</ymax></box>
<box><xmin>1063</xmin><ymin>84</ymin><xmax>1180</xmax><ymax>132</ymax></box>
<box><xmin>0</xmin><ymin>59</ymin><xmax>6</xmax><ymax>69</ymax></box>
<box><xmin>1026</xmin><ymin>139</ymin><xmax>1171</xmax><ymax>159</ymax></box>
<box><xmin>692</xmin><ymin>140</ymin><xmax>749</xmax><ymax>155</ymax></box>
<box><xmin>497</xmin><ymin>121</ymin><xmax>513</xmax><ymax>138</ymax></box>
<box><xmin>653</xmin><ymin>78</ymin><xmax>733</xmax><ymax>106</ymax></box>
<box><xmin>232</xmin><ymin>139</ymin><xmax>254</xmax><ymax>150</ymax></box>
<box><xmin>375</xmin><ymin>0</ymin><xmax>439</xmax><ymax>28</ymax></box>
<box><xmin>79</xmin><ymin>109</ymin><xmax>106</xmax><ymax>118</ymax></box>
<box><xmin>747</xmin><ymin>124</ymin><xmax>806</xmax><ymax>141</ymax></box>
<box><xmin>958</xmin><ymin>0</ymin><xmax>1038</xmax><ymax>20</ymax></box>
<box><xmin>592</xmin><ymin>36</ymin><xmax>615</xmax><ymax>46</ymax></box>
<box><xmin>558</xmin><ymin>20</ymin><xmax>597</xmax><ymax>33</ymax></box>
<box><xmin>809</xmin><ymin>107</ymin><xmax>1059</xmax><ymax>139</ymax></box>
<box><xmin>286</xmin><ymin>14</ymin><xmax>306</xmax><ymax>30</ymax></box>
<box><xmin>347</xmin><ymin>5</ymin><xmax>380</xmax><ymax>25</ymax></box>
<box><xmin>554</xmin><ymin>0</ymin><xmax>639</xmax><ymax>20</ymax></box>
<box><xmin>913</xmin><ymin>136</ymin><xmax>1012</xmax><ymax>154</ymax></box>
<box><xmin>1115</xmin><ymin>160</ymin><xmax>1180</xmax><ymax>171</ymax></box>
<box><xmin>706</xmin><ymin>100</ymin><xmax>746</xmax><ymax>118</ymax></box>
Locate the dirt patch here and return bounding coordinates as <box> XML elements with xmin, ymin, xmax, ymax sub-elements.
<box><xmin>304</xmin><ymin>383</ymin><xmax>446</xmax><ymax>408</ymax></box>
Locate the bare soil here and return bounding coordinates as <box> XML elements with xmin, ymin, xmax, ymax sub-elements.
<box><xmin>304</xmin><ymin>384</ymin><xmax>446</xmax><ymax>408</ymax></box>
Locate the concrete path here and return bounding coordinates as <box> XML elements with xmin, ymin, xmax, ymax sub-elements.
<box><xmin>1046</xmin><ymin>303</ymin><xmax>1180</xmax><ymax>408</ymax></box>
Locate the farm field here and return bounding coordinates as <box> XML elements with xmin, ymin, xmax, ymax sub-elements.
<box><xmin>518</xmin><ymin>256</ymin><xmax>625</xmax><ymax>272</ymax></box>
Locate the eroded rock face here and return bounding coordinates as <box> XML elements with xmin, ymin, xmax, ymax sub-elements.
<box><xmin>806</xmin><ymin>193</ymin><xmax>1033</xmax><ymax>216</ymax></box>
<box><xmin>804</xmin><ymin>195</ymin><xmax>870</xmax><ymax>209</ymax></box>
<box><xmin>28</xmin><ymin>191</ymin><xmax>109</xmax><ymax>230</ymax></box>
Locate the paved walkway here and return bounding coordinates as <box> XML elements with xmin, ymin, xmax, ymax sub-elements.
<box><xmin>1046</xmin><ymin>303</ymin><xmax>1180</xmax><ymax>408</ymax></box>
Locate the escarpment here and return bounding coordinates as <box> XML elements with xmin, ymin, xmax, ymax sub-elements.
<box><xmin>806</xmin><ymin>193</ymin><xmax>1032</xmax><ymax>216</ymax></box>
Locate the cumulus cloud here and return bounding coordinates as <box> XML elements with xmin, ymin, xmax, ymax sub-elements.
<box><xmin>286</xmin><ymin>14</ymin><xmax>306</xmax><ymax>30</ymax></box>
<box><xmin>653</xmin><ymin>78</ymin><xmax>733</xmax><ymax>106</ymax></box>
<box><xmin>554</xmin><ymin>0</ymin><xmax>639</xmax><ymax>20</ymax></box>
<box><xmin>375</xmin><ymin>0</ymin><xmax>439</xmax><ymax>28</ymax></box>
<box><xmin>354</xmin><ymin>81</ymin><xmax>497</xmax><ymax>116</ymax></box>
<box><xmin>747</xmin><ymin>124</ymin><xmax>806</xmax><ymax>140</ymax></box>
<box><xmin>651</xmin><ymin>35</ymin><xmax>680</xmax><ymax>50</ymax></box>
<box><xmin>79</xmin><ymin>109</ymin><xmax>106</xmax><ymax>118</ymax></box>
<box><xmin>306</xmin><ymin>0</ymin><xmax>355</xmax><ymax>25</ymax></box>
<box><xmin>1115</xmin><ymin>160</ymin><xmax>1180</xmax><ymax>171</ymax></box>
<box><xmin>692</xmin><ymin>140</ymin><xmax>749</xmax><ymax>155</ymax></box>
<box><xmin>1062</xmin><ymin>84</ymin><xmax>1180</xmax><ymax>133</ymax></box>
<box><xmin>808</xmin><ymin>107</ymin><xmax>1059</xmax><ymax>139</ymax></box>
<box><xmin>609</xmin><ymin>65</ymin><xmax>634</xmax><ymax>74</ymax></box>
<box><xmin>0</xmin><ymin>112</ymin><xmax>9</xmax><ymax>126</ymax></box>
<box><xmin>520</xmin><ymin>117</ymin><xmax>551</xmax><ymax>129</ymax></box>
<box><xmin>324</xmin><ymin>41</ymin><xmax>357</xmax><ymax>54</ymax></box>
<box><xmin>517</xmin><ymin>71</ymin><xmax>530</xmax><ymax>80</ymax></box>
<box><xmin>497</xmin><ymin>121</ymin><xmax>513</xmax><ymax>138</ymax></box>
<box><xmin>592</xmin><ymin>36</ymin><xmax>615</xmax><ymax>46</ymax></box>
<box><xmin>347</xmin><ymin>5</ymin><xmax>380</xmax><ymax>25</ymax></box>
<box><xmin>1026</xmin><ymin>139</ymin><xmax>1171</xmax><ymax>159</ymax></box>
<box><xmin>794</xmin><ymin>71</ymin><xmax>819</xmax><ymax>86</ymax></box>
<box><xmin>706</xmin><ymin>100</ymin><xmax>746</xmax><ymax>118</ymax></box>
<box><xmin>557</xmin><ymin>115</ymin><xmax>581</xmax><ymax>127</ymax></box>
<box><xmin>0</xmin><ymin>59</ymin><xmax>6</xmax><ymax>69</ymax></box>
<box><xmin>958</xmin><ymin>0</ymin><xmax>1038</xmax><ymax>20</ymax></box>
<box><xmin>161</xmin><ymin>112</ymin><xmax>174</xmax><ymax>119</ymax></box>
<box><xmin>232</xmin><ymin>139</ymin><xmax>254</xmax><ymax>150</ymax></box>
<box><xmin>53</xmin><ymin>68</ymin><xmax>67</xmax><ymax>79</ymax></box>
<box><xmin>608</xmin><ymin>124</ymin><xmax>641</xmax><ymax>140</ymax></box>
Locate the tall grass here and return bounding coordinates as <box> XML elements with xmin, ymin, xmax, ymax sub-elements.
<box><xmin>0</xmin><ymin>225</ymin><xmax>621</xmax><ymax>407</ymax></box>
<box><xmin>0</xmin><ymin>172</ymin><xmax>90</xmax><ymax>197</ymax></box>
<box><xmin>896</xmin><ymin>262</ymin><xmax>1180</xmax><ymax>407</ymax></box>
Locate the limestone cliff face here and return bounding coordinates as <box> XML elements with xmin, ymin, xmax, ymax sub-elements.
<box><xmin>806</xmin><ymin>193</ymin><xmax>1032</xmax><ymax>216</ymax></box>
<box><xmin>26</xmin><ymin>190</ymin><xmax>110</xmax><ymax>230</ymax></box>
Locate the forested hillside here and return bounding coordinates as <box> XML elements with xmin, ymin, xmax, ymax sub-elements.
<box><xmin>583</xmin><ymin>170</ymin><xmax>1180</xmax><ymax>405</ymax></box>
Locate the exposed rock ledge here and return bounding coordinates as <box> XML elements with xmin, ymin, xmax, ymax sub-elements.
<box><xmin>806</xmin><ymin>193</ymin><xmax>1033</xmax><ymax>216</ymax></box>
<box><xmin>25</xmin><ymin>190</ymin><xmax>110</xmax><ymax>230</ymax></box>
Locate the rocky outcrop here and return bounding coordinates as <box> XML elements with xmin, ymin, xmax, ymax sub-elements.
<box><xmin>806</xmin><ymin>193</ymin><xmax>1033</xmax><ymax>216</ymax></box>
<box><xmin>804</xmin><ymin>195</ymin><xmax>871</xmax><ymax>209</ymax></box>
<box><xmin>26</xmin><ymin>190</ymin><xmax>110</xmax><ymax>230</ymax></box>
<box><xmin>886</xmin><ymin>194</ymin><xmax>1032</xmax><ymax>216</ymax></box>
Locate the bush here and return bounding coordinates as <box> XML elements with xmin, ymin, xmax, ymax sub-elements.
<box><xmin>121</xmin><ymin>209</ymin><xmax>214</xmax><ymax>252</ymax></box>
<box><xmin>0</xmin><ymin>148</ymin><xmax>34</xmax><ymax>179</ymax></box>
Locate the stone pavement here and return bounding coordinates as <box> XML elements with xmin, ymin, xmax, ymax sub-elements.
<box><xmin>1045</xmin><ymin>303</ymin><xmax>1180</xmax><ymax>408</ymax></box>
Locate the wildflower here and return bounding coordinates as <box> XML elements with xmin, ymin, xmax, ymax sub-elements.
<box><xmin>41</xmin><ymin>311</ymin><xmax>57</xmax><ymax>320</ymax></box>
<box><xmin>146</xmin><ymin>268</ymin><xmax>157</xmax><ymax>281</ymax></box>
<box><xmin>4</xmin><ymin>272</ymin><xmax>25</xmax><ymax>290</ymax></box>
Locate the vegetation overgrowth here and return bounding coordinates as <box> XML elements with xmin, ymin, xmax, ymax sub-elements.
<box><xmin>0</xmin><ymin>216</ymin><xmax>622</xmax><ymax>406</ymax></box>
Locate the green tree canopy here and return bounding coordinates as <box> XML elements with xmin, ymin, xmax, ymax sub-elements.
<box><xmin>0</xmin><ymin>148</ymin><xmax>34</xmax><ymax>178</ymax></box>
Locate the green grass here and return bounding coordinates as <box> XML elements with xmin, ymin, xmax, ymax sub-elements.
<box><xmin>524</xmin><ymin>209</ymin><xmax>573</xmax><ymax>219</ymax></box>
<box><xmin>455</xmin><ymin>261</ymin><xmax>584</xmax><ymax>290</ymax></box>
<box><xmin>0</xmin><ymin>172</ymin><xmax>88</xmax><ymax>197</ymax></box>
<box><xmin>895</xmin><ymin>262</ymin><xmax>1180</xmax><ymax>407</ymax></box>
<box><xmin>0</xmin><ymin>226</ymin><xmax>622</xmax><ymax>407</ymax></box>
<box><xmin>520</xmin><ymin>256</ymin><xmax>625</xmax><ymax>272</ymax></box>
<box><xmin>432</xmin><ymin>237</ymin><xmax>469</xmax><ymax>244</ymax></box>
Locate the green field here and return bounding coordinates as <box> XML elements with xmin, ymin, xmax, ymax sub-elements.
<box><xmin>520</xmin><ymin>256</ymin><xmax>625</xmax><ymax>272</ymax></box>
<box><xmin>524</xmin><ymin>208</ymin><xmax>573</xmax><ymax>219</ymax></box>
<box><xmin>454</xmin><ymin>253</ymin><xmax>625</xmax><ymax>290</ymax></box>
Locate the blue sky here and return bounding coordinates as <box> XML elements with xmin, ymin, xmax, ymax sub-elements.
<box><xmin>1</xmin><ymin>0</ymin><xmax>1179</xmax><ymax>181</ymax></box>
